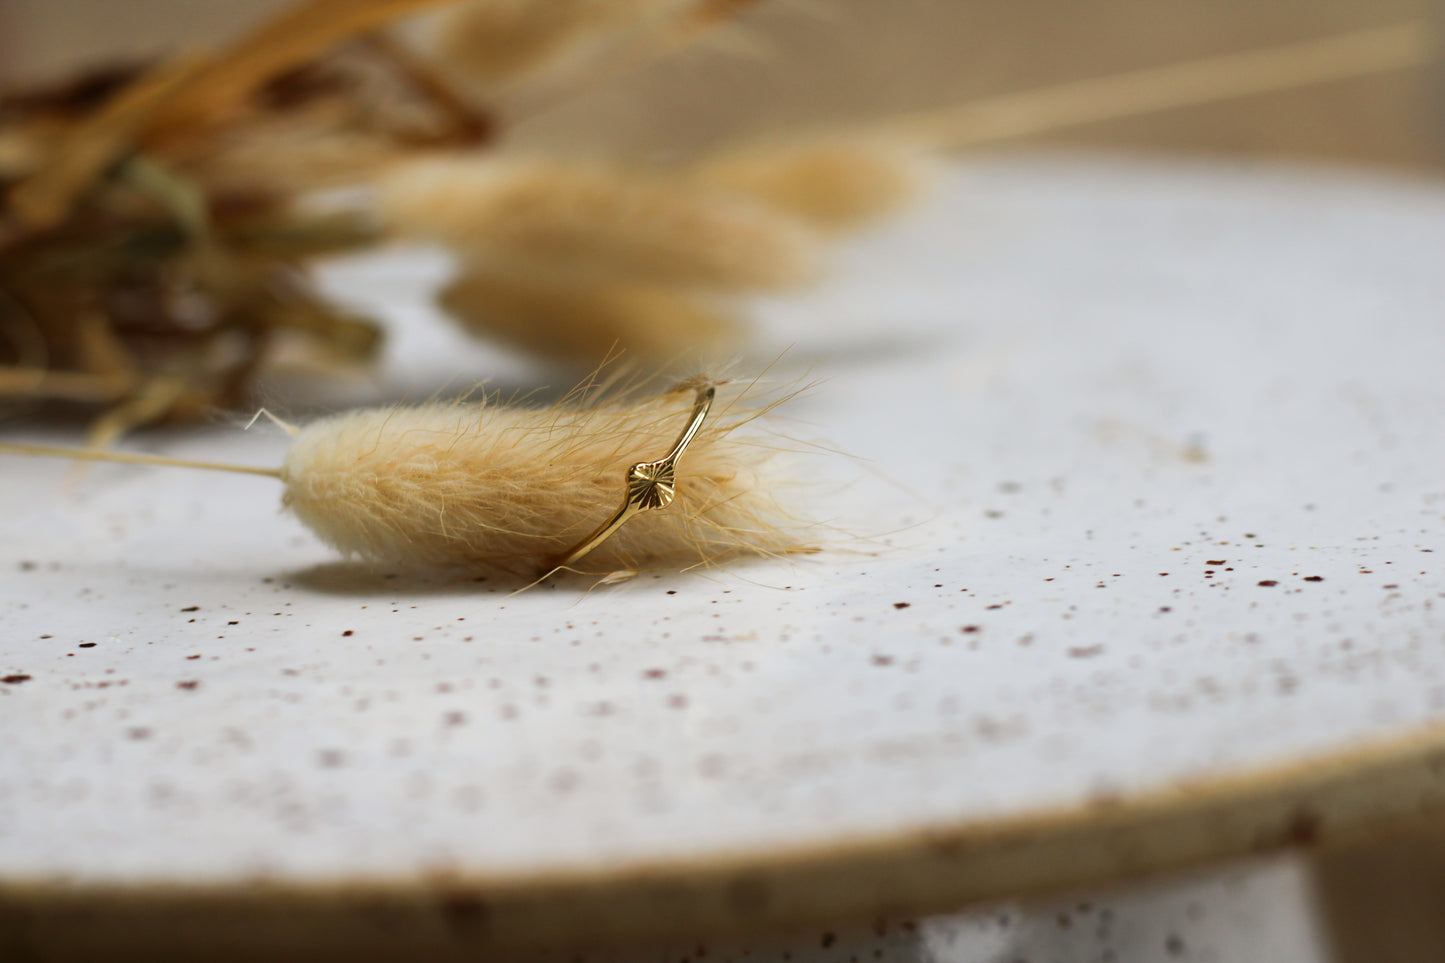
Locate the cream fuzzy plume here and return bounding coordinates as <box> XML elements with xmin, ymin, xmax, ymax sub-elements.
<box><xmin>279</xmin><ymin>384</ymin><xmax>809</xmax><ymax>576</ymax></box>
<box><xmin>439</xmin><ymin>265</ymin><xmax>741</xmax><ymax>368</ymax></box>
<box><xmin>375</xmin><ymin>156</ymin><xmax>819</xmax><ymax>290</ymax></box>
<box><xmin>689</xmin><ymin>136</ymin><xmax>934</xmax><ymax>233</ymax></box>
<box><xmin>429</xmin><ymin>0</ymin><xmax>690</xmax><ymax>88</ymax></box>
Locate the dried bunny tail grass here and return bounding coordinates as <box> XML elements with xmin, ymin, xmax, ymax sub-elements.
<box><xmin>428</xmin><ymin>0</ymin><xmax>690</xmax><ymax>88</ymax></box>
<box><xmin>180</xmin><ymin>116</ymin><xmax>420</xmax><ymax>195</ymax></box>
<box><xmin>375</xmin><ymin>155</ymin><xmax>819</xmax><ymax>291</ymax></box>
<box><xmin>279</xmin><ymin>382</ymin><xmax>813</xmax><ymax>577</ymax></box>
<box><xmin>688</xmin><ymin>135</ymin><xmax>936</xmax><ymax>233</ymax></box>
<box><xmin>439</xmin><ymin>264</ymin><xmax>742</xmax><ymax>368</ymax></box>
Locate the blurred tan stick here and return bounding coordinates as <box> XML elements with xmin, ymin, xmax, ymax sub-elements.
<box><xmin>147</xmin><ymin>0</ymin><xmax>459</xmax><ymax>135</ymax></box>
<box><xmin>0</xmin><ymin>368</ymin><xmax>138</xmax><ymax>404</ymax></box>
<box><xmin>892</xmin><ymin>22</ymin><xmax>1433</xmax><ymax>149</ymax></box>
<box><xmin>358</xmin><ymin>32</ymin><xmax>492</xmax><ymax>143</ymax></box>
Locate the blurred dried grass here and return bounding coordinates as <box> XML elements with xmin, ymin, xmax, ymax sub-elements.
<box><xmin>0</xmin><ymin>0</ymin><xmax>1434</xmax><ymax>438</ymax></box>
<box><xmin>3</xmin><ymin>0</ymin><xmax>1439</xmax><ymax>169</ymax></box>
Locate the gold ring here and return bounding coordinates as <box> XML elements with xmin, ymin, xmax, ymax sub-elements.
<box><xmin>548</xmin><ymin>383</ymin><xmax>716</xmax><ymax>574</ymax></box>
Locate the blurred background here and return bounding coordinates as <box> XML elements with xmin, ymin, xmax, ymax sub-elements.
<box><xmin>1</xmin><ymin>0</ymin><xmax>1440</xmax><ymax>169</ymax></box>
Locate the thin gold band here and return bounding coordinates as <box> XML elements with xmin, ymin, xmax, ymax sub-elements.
<box><xmin>548</xmin><ymin>383</ymin><xmax>716</xmax><ymax>573</ymax></box>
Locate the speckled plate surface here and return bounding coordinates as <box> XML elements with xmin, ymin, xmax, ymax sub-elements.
<box><xmin>3</xmin><ymin>156</ymin><xmax>1445</xmax><ymax>956</ymax></box>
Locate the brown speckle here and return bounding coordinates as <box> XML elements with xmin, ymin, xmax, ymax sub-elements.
<box><xmin>180</xmin><ymin>606</ymin><xmax>200</xmax><ymax>613</ymax></box>
<box><xmin>1304</xmin><ymin>576</ymin><xmax>1324</xmax><ymax>582</ymax></box>
<box><xmin>1068</xmin><ymin>645</ymin><xmax>1105</xmax><ymax>659</ymax></box>
<box><xmin>78</xmin><ymin>642</ymin><xmax>96</xmax><ymax>649</ymax></box>
<box><xmin>893</xmin><ymin>602</ymin><xmax>911</xmax><ymax>610</ymax></box>
<box><xmin>1206</xmin><ymin>559</ymin><xmax>1226</xmax><ymax>566</ymax></box>
<box><xmin>342</xmin><ymin>630</ymin><xmax>354</xmax><ymax>637</ymax></box>
<box><xmin>871</xmin><ymin>654</ymin><xmax>894</xmax><ymax>666</ymax></box>
<box><xmin>642</xmin><ymin>668</ymin><xmax>666</xmax><ymax>680</ymax></box>
<box><xmin>2</xmin><ymin>674</ymin><xmax>32</xmax><ymax>684</ymax></box>
<box><xmin>1258</xmin><ymin>580</ymin><xmax>1279</xmax><ymax>587</ymax></box>
<box><xmin>176</xmin><ymin>680</ymin><xmax>200</xmax><ymax>691</ymax></box>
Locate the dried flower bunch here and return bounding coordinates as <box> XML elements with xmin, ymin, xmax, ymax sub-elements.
<box><xmin>0</xmin><ymin>0</ymin><xmax>937</xmax><ymax>442</ymax></box>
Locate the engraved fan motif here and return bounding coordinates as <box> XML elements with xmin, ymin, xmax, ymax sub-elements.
<box><xmin>627</xmin><ymin>460</ymin><xmax>677</xmax><ymax>512</ymax></box>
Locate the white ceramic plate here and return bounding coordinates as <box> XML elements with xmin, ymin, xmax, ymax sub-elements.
<box><xmin>3</xmin><ymin>155</ymin><xmax>1444</xmax><ymax>954</ymax></box>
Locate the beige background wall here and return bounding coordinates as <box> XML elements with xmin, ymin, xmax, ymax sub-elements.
<box><xmin>1</xmin><ymin>0</ymin><xmax>1439</xmax><ymax>169</ymax></box>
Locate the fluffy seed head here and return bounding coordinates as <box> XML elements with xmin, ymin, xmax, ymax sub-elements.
<box><xmin>376</xmin><ymin>156</ymin><xmax>819</xmax><ymax>290</ymax></box>
<box><xmin>439</xmin><ymin>265</ymin><xmax>741</xmax><ymax>368</ymax></box>
<box><xmin>689</xmin><ymin>135</ymin><xmax>933</xmax><ymax>232</ymax></box>
<box><xmin>279</xmin><ymin>386</ymin><xmax>809</xmax><ymax>576</ymax></box>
